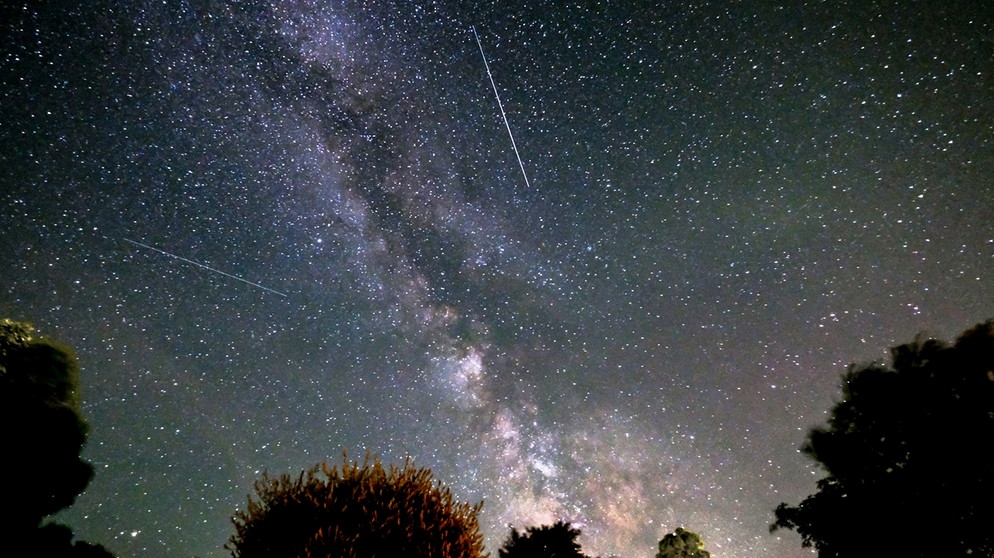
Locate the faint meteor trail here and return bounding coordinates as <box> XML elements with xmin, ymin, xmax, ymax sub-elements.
<box><xmin>122</xmin><ymin>238</ymin><xmax>288</xmax><ymax>297</ymax></box>
<box><xmin>472</xmin><ymin>25</ymin><xmax>532</xmax><ymax>190</ymax></box>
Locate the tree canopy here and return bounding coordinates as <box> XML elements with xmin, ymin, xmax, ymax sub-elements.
<box><xmin>656</xmin><ymin>527</ymin><xmax>710</xmax><ymax>558</ymax></box>
<box><xmin>0</xmin><ymin>318</ymin><xmax>113</xmax><ymax>557</ymax></box>
<box><xmin>227</xmin><ymin>453</ymin><xmax>486</xmax><ymax>558</ymax></box>
<box><xmin>772</xmin><ymin>320</ymin><xmax>994</xmax><ymax>557</ymax></box>
<box><xmin>497</xmin><ymin>521</ymin><xmax>590</xmax><ymax>558</ymax></box>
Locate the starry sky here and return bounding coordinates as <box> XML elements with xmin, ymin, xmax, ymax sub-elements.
<box><xmin>2</xmin><ymin>1</ymin><xmax>993</xmax><ymax>557</ymax></box>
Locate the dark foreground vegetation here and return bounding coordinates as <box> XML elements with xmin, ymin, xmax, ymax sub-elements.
<box><xmin>772</xmin><ymin>320</ymin><xmax>994</xmax><ymax>557</ymax></box>
<box><xmin>0</xmin><ymin>319</ymin><xmax>114</xmax><ymax>557</ymax></box>
<box><xmin>5</xmin><ymin>316</ymin><xmax>991</xmax><ymax>557</ymax></box>
<box><xmin>227</xmin><ymin>454</ymin><xmax>486</xmax><ymax>558</ymax></box>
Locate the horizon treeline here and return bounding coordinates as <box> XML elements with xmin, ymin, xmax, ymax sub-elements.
<box><xmin>4</xmin><ymin>317</ymin><xmax>991</xmax><ymax>557</ymax></box>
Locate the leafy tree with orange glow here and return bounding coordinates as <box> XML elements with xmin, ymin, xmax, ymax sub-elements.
<box><xmin>227</xmin><ymin>453</ymin><xmax>486</xmax><ymax>558</ymax></box>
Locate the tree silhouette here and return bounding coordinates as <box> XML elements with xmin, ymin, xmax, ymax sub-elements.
<box><xmin>656</xmin><ymin>527</ymin><xmax>710</xmax><ymax>558</ymax></box>
<box><xmin>497</xmin><ymin>521</ymin><xmax>590</xmax><ymax>558</ymax></box>
<box><xmin>0</xmin><ymin>318</ymin><xmax>114</xmax><ymax>557</ymax></box>
<box><xmin>772</xmin><ymin>320</ymin><xmax>994</xmax><ymax>557</ymax></box>
<box><xmin>227</xmin><ymin>453</ymin><xmax>486</xmax><ymax>558</ymax></box>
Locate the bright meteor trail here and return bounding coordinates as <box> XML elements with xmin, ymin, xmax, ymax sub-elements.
<box><xmin>472</xmin><ymin>25</ymin><xmax>532</xmax><ymax>191</ymax></box>
<box><xmin>123</xmin><ymin>238</ymin><xmax>288</xmax><ymax>297</ymax></box>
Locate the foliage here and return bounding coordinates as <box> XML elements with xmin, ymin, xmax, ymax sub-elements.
<box><xmin>497</xmin><ymin>521</ymin><xmax>589</xmax><ymax>558</ymax></box>
<box><xmin>656</xmin><ymin>527</ymin><xmax>710</xmax><ymax>558</ymax></box>
<box><xmin>227</xmin><ymin>453</ymin><xmax>486</xmax><ymax>558</ymax></box>
<box><xmin>772</xmin><ymin>321</ymin><xmax>994</xmax><ymax>557</ymax></box>
<box><xmin>0</xmin><ymin>318</ymin><xmax>114</xmax><ymax>556</ymax></box>
<box><xmin>0</xmin><ymin>317</ymin><xmax>34</xmax><ymax>373</ymax></box>
<box><xmin>0</xmin><ymin>317</ymin><xmax>35</xmax><ymax>346</ymax></box>
<box><xmin>0</xmin><ymin>324</ymin><xmax>91</xmax><ymax>524</ymax></box>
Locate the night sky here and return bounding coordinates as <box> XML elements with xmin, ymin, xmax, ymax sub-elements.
<box><xmin>2</xmin><ymin>1</ymin><xmax>993</xmax><ymax>557</ymax></box>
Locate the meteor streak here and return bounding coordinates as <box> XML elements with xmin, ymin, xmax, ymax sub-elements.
<box><xmin>472</xmin><ymin>25</ymin><xmax>532</xmax><ymax>191</ymax></box>
<box><xmin>123</xmin><ymin>238</ymin><xmax>288</xmax><ymax>297</ymax></box>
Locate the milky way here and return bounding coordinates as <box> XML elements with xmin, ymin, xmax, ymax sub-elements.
<box><xmin>2</xmin><ymin>2</ymin><xmax>993</xmax><ymax>557</ymax></box>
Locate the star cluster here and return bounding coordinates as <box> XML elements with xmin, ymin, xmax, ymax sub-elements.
<box><xmin>2</xmin><ymin>1</ymin><xmax>993</xmax><ymax>557</ymax></box>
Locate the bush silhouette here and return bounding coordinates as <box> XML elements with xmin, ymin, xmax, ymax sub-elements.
<box><xmin>497</xmin><ymin>521</ymin><xmax>589</xmax><ymax>558</ymax></box>
<box><xmin>228</xmin><ymin>453</ymin><xmax>486</xmax><ymax>558</ymax></box>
